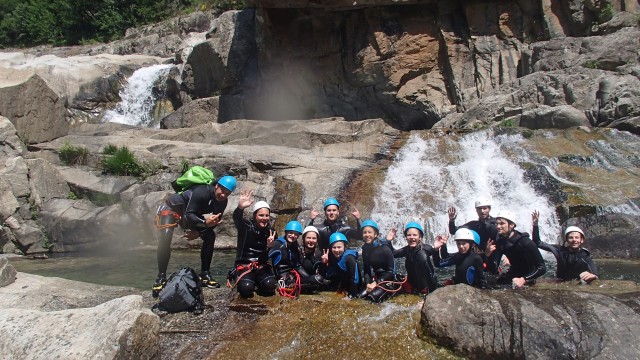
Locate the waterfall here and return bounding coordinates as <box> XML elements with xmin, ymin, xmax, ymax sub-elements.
<box><xmin>370</xmin><ymin>130</ymin><xmax>561</xmax><ymax>249</ymax></box>
<box><xmin>103</xmin><ymin>64</ymin><xmax>174</xmax><ymax>127</ymax></box>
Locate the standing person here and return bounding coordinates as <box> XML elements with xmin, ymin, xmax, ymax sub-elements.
<box><xmin>391</xmin><ymin>222</ymin><xmax>440</xmax><ymax>295</ymax></box>
<box><xmin>486</xmin><ymin>211</ymin><xmax>546</xmax><ymax>289</ymax></box>
<box><xmin>433</xmin><ymin>228</ymin><xmax>487</xmax><ymax>288</ymax></box>
<box><xmin>531</xmin><ymin>211</ymin><xmax>598</xmax><ymax>283</ymax></box>
<box><xmin>359</xmin><ymin>220</ymin><xmax>399</xmax><ymax>303</ymax></box>
<box><xmin>308</xmin><ymin>197</ymin><xmax>362</xmax><ymax>251</ymax></box>
<box><xmin>447</xmin><ymin>197</ymin><xmax>498</xmax><ymax>251</ymax></box>
<box><xmin>321</xmin><ymin>232</ymin><xmax>362</xmax><ymax>299</ymax></box>
<box><xmin>229</xmin><ymin>189</ymin><xmax>277</xmax><ymax>298</ymax></box>
<box><xmin>152</xmin><ymin>175</ymin><xmax>237</xmax><ymax>297</ymax></box>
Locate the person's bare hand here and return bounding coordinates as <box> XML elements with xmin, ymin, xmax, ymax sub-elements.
<box><xmin>321</xmin><ymin>249</ymin><xmax>329</xmax><ymax>264</ymax></box>
<box><xmin>386</xmin><ymin>228</ymin><xmax>397</xmax><ymax>241</ymax></box>
<box><xmin>434</xmin><ymin>234</ymin><xmax>449</xmax><ymax>249</ymax></box>
<box><xmin>267</xmin><ymin>229</ymin><xmax>276</xmax><ymax>247</ymax></box>
<box><xmin>238</xmin><ymin>189</ymin><xmax>254</xmax><ymax>209</ymax></box>
<box><xmin>448</xmin><ymin>206</ymin><xmax>457</xmax><ymax>221</ymax></box>
<box><xmin>309</xmin><ymin>209</ymin><xmax>319</xmax><ymax>220</ymax></box>
<box><xmin>485</xmin><ymin>239</ymin><xmax>496</xmax><ymax>256</ymax></box>
<box><xmin>183</xmin><ymin>230</ymin><xmax>200</xmax><ymax>240</ymax></box>
<box><xmin>206</xmin><ymin>213</ymin><xmax>222</xmax><ymax>227</ymax></box>
<box><xmin>531</xmin><ymin>210</ymin><xmax>540</xmax><ymax>226</ymax></box>
<box><xmin>350</xmin><ymin>206</ymin><xmax>361</xmax><ymax>220</ymax></box>
<box><xmin>512</xmin><ymin>277</ymin><xmax>526</xmax><ymax>289</ymax></box>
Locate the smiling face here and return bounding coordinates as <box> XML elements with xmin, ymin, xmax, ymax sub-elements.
<box><xmin>456</xmin><ymin>240</ymin><xmax>472</xmax><ymax>254</ymax></box>
<box><xmin>331</xmin><ymin>241</ymin><xmax>345</xmax><ymax>258</ymax></box>
<box><xmin>362</xmin><ymin>226</ymin><xmax>377</xmax><ymax>244</ymax></box>
<box><xmin>214</xmin><ymin>184</ymin><xmax>232</xmax><ymax>202</ymax></box>
<box><xmin>303</xmin><ymin>232</ymin><xmax>318</xmax><ymax>250</ymax></box>
<box><xmin>565</xmin><ymin>231</ymin><xmax>584</xmax><ymax>251</ymax></box>
<box><xmin>254</xmin><ymin>208</ymin><xmax>270</xmax><ymax>228</ymax></box>
<box><xmin>405</xmin><ymin>228</ymin><xmax>422</xmax><ymax>248</ymax></box>
<box><xmin>496</xmin><ymin>218</ymin><xmax>514</xmax><ymax>236</ymax></box>
<box><xmin>324</xmin><ymin>205</ymin><xmax>340</xmax><ymax>222</ymax></box>
<box><xmin>475</xmin><ymin>206</ymin><xmax>491</xmax><ymax>220</ymax></box>
<box><xmin>285</xmin><ymin>231</ymin><xmax>300</xmax><ymax>244</ymax></box>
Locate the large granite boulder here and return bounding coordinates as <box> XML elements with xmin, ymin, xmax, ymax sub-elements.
<box><xmin>0</xmin><ymin>257</ymin><xmax>16</xmax><ymax>287</ymax></box>
<box><xmin>0</xmin><ymin>272</ymin><xmax>158</xmax><ymax>359</ymax></box>
<box><xmin>421</xmin><ymin>284</ymin><xmax>640</xmax><ymax>359</ymax></box>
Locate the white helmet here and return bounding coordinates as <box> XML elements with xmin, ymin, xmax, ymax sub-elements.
<box><xmin>475</xmin><ymin>197</ymin><xmax>492</xmax><ymax>208</ymax></box>
<box><xmin>454</xmin><ymin>228</ymin><xmax>475</xmax><ymax>242</ymax></box>
<box><xmin>252</xmin><ymin>201</ymin><xmax>270</xmax><ymax>213</ymax></box>
<box><xmin>496</xmin><ymin>210</ymin><xmax>516</xmax><ymax>226</ymax></box>
<box><xmin>302</xmin><ymin>226</ymin><xmax>319</xmax><ymax>237</ymax></box>
<box><xmin>564</xmin><ymin>226</ymin><xmax>585</xmax><ymax>239</ymax></box>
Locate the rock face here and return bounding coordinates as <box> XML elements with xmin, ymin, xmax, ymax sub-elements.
<box><xmin>421</xmin><ymin>284</ymin><xmax>640</xmax><ymax>359</ymax></box>
<box><xmin>0</xmin><ymin>272</ymin><xmax>158</xmax><ymax>359</ymax></box>
<box><xmin>0</xmin><ymin>257</ymin><xmax>17</xmax><ymax>287</ymax></box>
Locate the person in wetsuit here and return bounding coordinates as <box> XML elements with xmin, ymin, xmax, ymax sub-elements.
<box><xmin>486</xmin><ymin>210</ymin><xmax>546</xmax><ymax>289</ymax></box>
<box><xmin>434</xmin><ymin>228</ymin><xmax>487</xmax><ymax>289</ymax></box>
<box><xmin>359</xmin><ymin>219</ymin><xmax>399</xmax><ymax>303</ymax></box>
<box><xmin>531</xmin><ymin>211</ymin><xmax>598</xmax><ymax>283</ymax></box>
<box><xmin>230</xmin><ymin>189</ymin><xmax>277</xmax><ymax>298</ymax></box>
<box><xmin>321</xmin><ymin>232</ymin><xmax>362</xmax><ymax>299</ymax></box>
<box><xmin>447</xmin><ymin>197</ymin><xmax>498</xmax><ymax>251</ymax></box>
<box><xmin>152</xmin><ymin>175</ymin><xmax>237</xmax><ymax>297</ymax></box>
<box><xmin>391</xmin><ymin>222</ymin><xmax>440</xmax><ymax>295</ymax></box>
<box><xmin>299</xmin><ymin>226</ymin><xmax>328</xmax><ymax>292</ymax></box>
<box><xmin>308</xmin><ymin>197</ymin><xmax>362</xmax><ymax>251</ymax></box>
<box><xmin>268</xmin><ymin>220</ymin><xmax>304</xmax><ymax>297</ymax></box>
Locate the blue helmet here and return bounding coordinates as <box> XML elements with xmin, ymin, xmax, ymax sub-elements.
<box><xmin>329</xmin><ymin>232</ymin><xmax>348</xmax><ymax>246</ymax></box>
<box><xmin>217</xmin><ymin>175</ymin><xmax>237</xmax><ymax>192</ymax></box>
<box><xmin>404</xmin><ymin>222</ymin><xmax>424</xmax><ymax>236</ymax></box>
<box><xmin>361</xmin><ymin>219</ymin><xmax>379</xmax><ymax>234</ymax></box>
<box><xmin>324</xmin><ymin>198</ymin><xmax>340</xmax><ymax>209</ymax></box>
<box><xmin>470</xmin><ymin>230</ymin><xmax>481</xmax><ymax>246</ymax></box>
<box><xmin>284</xmin><ymin>220</ymin><xmax>303</xmax><ymax>234</ymax></box>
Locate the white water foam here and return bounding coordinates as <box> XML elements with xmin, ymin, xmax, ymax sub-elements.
<box><xmin>103</xmin><ymin>64</ymin><xmax>173</xmax><ymax>127</ymax></box>
<box><xmin>370</xmin><ymin>130</ymin><xmax>561</xmax><ymax>249</ymax></box>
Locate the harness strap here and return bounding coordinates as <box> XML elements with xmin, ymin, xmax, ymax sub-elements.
<box><xmin>374</xmin><ymin>275</ymin><xmax>408</xmax><ymax>294</ymax></box>
<box><xmin>277</xmin><ymin>269</ymin><xmax>302</xmax><ymax>299</ymax></box>
<box><xmin>154</xmin><ymin>209</ymin><xmax>181</xmax><ymax>230</ymax></box>
<box><xmin>226</xmin><ymin>261</ymin><xmax>262</xmax><ymax>289</ymax></box>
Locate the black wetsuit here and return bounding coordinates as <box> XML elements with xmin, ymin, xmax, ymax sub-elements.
<box><xmin>532</xmin><ymin>226</ymin><xmax>599</xmax><ymax>281</ymax></box>
<box><xmin>308</xmin><ymin>218</ymin><xmax>362</xmax><ymax>251</ymax></box>
<box><xmin>361</xmin><ymin>239</ymin><xmax>398</xmax><ymax>302</ymax></box>
<box><xmin>434</xmin><ymin>247</ymin><xmax>487</xmax><ymax>288</ymax></box>
<box><xmin>488</xmin><ymin>230</ymin><xmax>546</xmax><ymax>285</ymax></box>
<box><xmin>268</xmin><ymin>238</ymin><xmax>326</xmax><ymax>291</ymax></box>
<box><xmin>449</xmin><ymin>217</ymin><xmax>498</xmax><ymax>251</ymax></box>
<box><xmin>156</xmin><ymin>183</ymin><xmax>227</xmax><ymax>275</ymax></box>
<box><xmin>324</xmin><ymin>249</ymin><xmax>361</xmax><ymax>297</ymax></box>
<box><xmin>393</xmin><ymin>244</ymin><xmax>438</xmax><ymax>294</ymax></box>
<box><xmin>232</xmin><ymin>207</ymin><xmax>277</xmax><ymax>298</ymax></box>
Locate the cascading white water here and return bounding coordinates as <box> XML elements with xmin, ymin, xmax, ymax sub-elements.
<box><xmin>370</xmin><ymin>130</ymin><xmax>561</xmax><ymax>249</ymax></box>
<box><xmin>103</xmin><ymin>64</ymin><xmax>174</xmax><ymax>127</ymax></box>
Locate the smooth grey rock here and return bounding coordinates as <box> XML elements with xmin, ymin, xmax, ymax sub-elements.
<box><xmin>0</xmin><ymin>257</ymin><xmax>16</xmax><ymax>287</ymax></box>
<box><xmin>520</xmin><ymin>105</ymin><xmax>590</xmax><ymax>129</ymax></box>
<box><xmin>26</xmin><ymin>158</ymin><xmax>71</xmax><ymax>208</ymax></box>
<box><xmin>422</xmin><ymin>284</ymin><xmax>640</xmax><ymax>359</ymax></box>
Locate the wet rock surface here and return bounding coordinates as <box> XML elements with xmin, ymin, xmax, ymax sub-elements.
<box><xmin>421</xmin><ymin>282</ymin><xmax>640</xmax><ymax>359</ymax></box>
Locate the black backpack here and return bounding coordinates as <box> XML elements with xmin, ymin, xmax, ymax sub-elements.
<box><xmin>158</xmin><ymin>267</ymin><xmax>205</xmax><ymax>314</ymax></box>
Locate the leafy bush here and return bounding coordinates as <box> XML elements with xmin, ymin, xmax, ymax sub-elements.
<box><xmin>499</xmin><ymin>118</ymin><xmax>517</xmax><ymax>128</ymax></box>
<box><xmin>59</xmin><ymin>141</ymin><xmax>88</xmax><ymax>165</ymax></box>
<box><xmin>102</xmin><ymin>143</ymin><xmax>118</xmax><ymax>155</ymax></box>
<box><xmin>583</xmin><ymin>59</ymin><xmax>600</xmax><ymax>69</ymax></box>
<box><xmin>180</xmin><ymin>159</ymin><xmax>191</xmax><ymax>173</ymax></box>
<box><xmin>101</xmin><ymin>145</ymin><xmax>143</xmax><ymax>176</ymax></box>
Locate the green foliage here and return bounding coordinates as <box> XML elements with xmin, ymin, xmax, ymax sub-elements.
<box><xmin>42</xmin><ymin>234</ymin><xmax>54</xmax><ymax>251</ymax></box>
<box><xmin>0</xmin><ymin>0</ymin><xmax>246</xmax><ymax>48</ymax></box>
<box><xmin>59</xmin><ymin>140</ymin><xmax>88</xmax><ymax>165</ymax></box>
<box><xmin>583</xmin><ymin>59</ymin><xmax>600</xmax><ymax>69</ymax></box>
<box><xmin>499</xmin><ymin>118</ymin><xmax>517</xmax><ymax>128</ymax></box>
<box><xmin>521</xmin><ymin>129</ymin><xmax>534</xmax><ymax>139</ymax></box>
<box><xmin>597</xmin><ymin>3</ymin><xmax>614</xmax><ymax>23</ymax></box>
<box><xmin>101</xmin><ymin>145</ymin><xmax>143</xmax><ymax>176</ymax></box>
<box><xmin>67</xmin><ymin>191</ymin><xmax>78</xmax><ymax>200</ymax></box>
<box><xmin>102</xmin><ymin>143</ymin><xmax>118</xmax><ymax>155</ymax></box>
<box><xmin>180</xmin><ymin>159</ymin><xmax>191</xmax><ymax>173</ymax></box>
<box><xmin>140</xmin><ymin>159</ymin><xmax>163</xmax><ymax>179</ymax></box>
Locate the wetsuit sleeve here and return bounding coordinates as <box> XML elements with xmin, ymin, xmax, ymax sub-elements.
<box><xmin>362</xmin><ymin>246</ymin><xmax>373</xmax><ymax>284</ymax></box>
<box><xmin>484</xmin><ymin>248</ymin><xmax>502</xmax><ymax>275</ymax></box>
<box><xmin>522</xmin><ymin>238</ymin><xmax>547</xmax><ymax>283</ymax></box>
<box><xmin>532</xmin><ymin>225</ymin><xmax>541</xmax><ymax>246</ymax></box>
<box><xmin>448</xmin><ymin>220</ymin><xmax>457</xmax><ymax>235</ymax></box>
<box><xmin>307</xmin><ymin>219</ymin><xmax>315</xmax><ymax>226</ymax></box>
<box><xmin>423</xmin><ymin>244</ymin><xmax>437</xmax><ymax>256</ymax></box>
<box><xmin>582</xmin><ymin>256</ymin><xmax>599</xmax><ymax>277</ymax></box>
<box><xmin>183</xmin><ymin>186</ymin><xmax>211</xmax><ymax>229</ymax></box>
<box><xmin>434</xmin><ymin>247</ymin><xmax>456</xmax><ymax>268</ymax></box>
<box><xmin>393</xmin><ymin>246</ymin><xmax>408</xmax><ymax>259</ymax></box>
<box><xmin>342</xmin><ymin>220</ymin><xmax>363</xmax><ymax>241</ymax></box>
<box><xmin>471</xmin><ymin>255</ymin><xmax>487</xmax><ymax>289</ymax></box>
<box><xmin>345</xmin><ymin>255</ymin><xmax>361</xmax><ymax>297</ymax></box>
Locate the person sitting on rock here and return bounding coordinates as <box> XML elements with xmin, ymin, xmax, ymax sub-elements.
<box><xmin>391</xmin><ymin>222</ymin><xmax>440</xmax><ymax>295</ymax></box>
<box><xmin>447</xmin><ymin>197</ymin><xmax>498</xmax><ymax>251</ymax></box>
<box><xmin>229</xmin><ymin>189</ymin><xmax>277</xmax><ymax>298</ymax></box>
<box><xmin>299</xmin><ymin>225</ymin><xmax>330</xmax><ymax>293</ymax></box>
<box><xmin>152</xmin><ymin>175</ymin><xmax>236</xmax><ymax>297</ymax></box>
<box><xmin>531</xmin><ymin>210</ymin><xmax>598</xmax><ymax>284</ymax></box>
<box><xmin>486</xmin><ymin>211</ymin><xmax>546</xmax><ymax>289</ymax></box>
<box><xmin>433</xmin><ymin>228</ymin><xmax>487</xmax><ymax>289</ymax></box>
<box><xmin>359</xmin><ymin>219</ymin><xmax>400</xmax><ymax>303</ymax></box>
<box><xmin>308</xmin><ymin>197</ymin><xmax>362</xmax><ymax>251</ymax></box>
<box><xmin>268</xmin><ymin>220</ymin><xmax>304</xmax><ymax>298</ymax></box>
<box><xmin>321</xmin><ymin>232</ymin><xmax>362</xmax><ymax>300</ymax></box>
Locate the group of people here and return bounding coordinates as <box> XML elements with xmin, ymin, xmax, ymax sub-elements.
<box><xmin>152</xmin><ymin>175</ymin><xmax>600</xmax><ymax>302</ymax></box>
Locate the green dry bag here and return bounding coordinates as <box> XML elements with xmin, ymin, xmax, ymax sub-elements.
<box><xmin>171</xmin><ymin>166</ymin><xmax>215</xmax><ymax>193</ymax></box>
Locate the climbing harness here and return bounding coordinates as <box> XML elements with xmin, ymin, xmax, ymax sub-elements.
<box><xmin>277</xmin><ymin>269</ymin><xmax>302</xmax><ymax>299</ymax></box>
<box><xmin>155</xmin><ymin>207</ymin><xmax>181</xmax><ymax>230</ymax></box>
<box><xmin>374</xmin><ymin>275</ymin><xmax>408</xmax><ymax>294</ymax></box>
<box><xmin>226</xmin><ymin>261</ymin><xmax>262</xmax><ymax>289</ymax></box>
